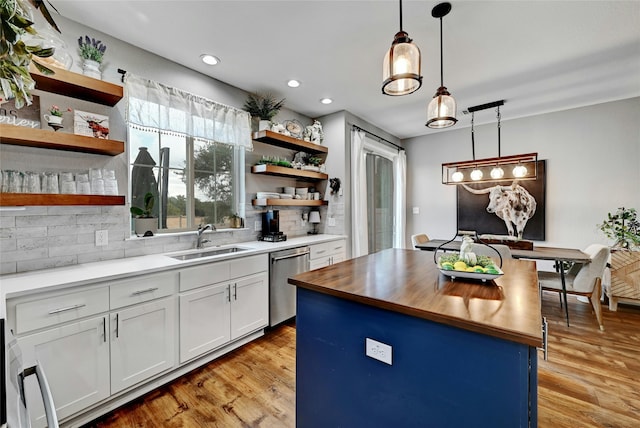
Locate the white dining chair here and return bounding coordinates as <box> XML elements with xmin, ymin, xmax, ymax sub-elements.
<box><xmin>470</xmin><ymin>243</ymin><xmax>512</xmax><ymax>265</ymax></box>
<box><xmin>538</xmin><ymin>244</ymin><xmax>610</xmax><ymax>330</ymax></box>
<box><xmin>411</xmin><ymin>233</ymin><xmax>430</xmax><ymax>249</ymax></box>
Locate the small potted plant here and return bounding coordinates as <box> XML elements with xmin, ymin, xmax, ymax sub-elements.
<box><xmin>229</xmin><ymin>213</ymin><xmax>243</xmax><ymax>228</ymax></box>
<box><xmin>130</xmin><ymin>192</ymin><xmax>158</xmax><ymax>236</ymax></box>
<box><xmin>44</xmin><ymin>105</ymin><xmax>71</xmax><ymax>129</ymax></box>
<box><xmin>243</xmin><ymin>92</ymin><xmax>285</xmax><ymax>132</ymax></box>
<box><xmin>598</xmin><ymin>207</ymin><xmax>640</xmax><ymax>250</ymax></box>
<box><xmin>78</xmin><ymin>35</ymin><xmax>107</xmax><ymax>79</ymax></box>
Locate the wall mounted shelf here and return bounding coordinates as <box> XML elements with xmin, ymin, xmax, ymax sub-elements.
<box><xmin>0</xmin><ymin>194</ymin><xmax>125</xmax><ymax>207</ymax></box>
<box><xmin>0</xmin><ymin>124</ymin><xmax>125</xmax><ymax>156</ymax></box>
<box><xmin>30</xmin><ymin>64</ymin><xmax>123</xmax><ymax>106</ymax></box>
<box><xmin>251</xmin><ymin>164</ymin><xmax>328</xmax><ymax>181</ymax></box>
<box><xmin>252</xmin><ymin>199</ymin><xmax>328</xmax><ymax>207</ymax></box>
<box><xmin>252</xmin><ymin>130</ymin><xmax>328</xmax><ymax>154</ymax></box>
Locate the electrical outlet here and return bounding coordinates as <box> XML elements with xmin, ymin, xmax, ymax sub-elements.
<box><xmin>95</xmin><ymin>230</ymin><xmax>108</xmax><ymax>247</ymax></box>
<box><xmin>328</xmin><ymin>217</ymin><xmax>336</xmax><ymax>227</ymax></box>
<box><xmin>365</xmin><ymin>338</ymin><xmax>392</xmax><ymax>365</ymax></box>
<box><xmin>254</xmin><ymin>220</ymin><xmax>261</xmax><ymax>232</ymax></box>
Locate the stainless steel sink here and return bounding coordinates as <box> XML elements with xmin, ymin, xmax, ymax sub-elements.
<box><xmin>169</xmin><ymin>246</ymin><xmax>250</xmax><ymax>261</ymax></box>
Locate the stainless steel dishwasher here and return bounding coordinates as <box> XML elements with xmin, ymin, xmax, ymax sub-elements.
<box><xmin>269</xmin><ymin>246</ymin><xmax>310</xmax><ymax>326</ymax></box>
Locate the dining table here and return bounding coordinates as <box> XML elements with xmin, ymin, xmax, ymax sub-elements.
<box><xmin>415</xmin><ymin>239</ymin><xmax>591</xmax><ymax>327</ymax></box>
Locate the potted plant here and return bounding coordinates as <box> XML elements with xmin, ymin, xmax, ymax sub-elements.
<box><xmin>78</xmin><ymin>35</ymin><xmax>107</xmax><ymax>79</ymax></box>
<box><xmin>130</xmin><ymin>192</ymin><xmax>158</xmax><ymax>236</ymax></box>
<box><xmin>44</xmin><ymin>104</ymin><xmax>71</xmax><ymax>129</ymax></box>
<box><xmin>598</xmin><ymin>207</ymin><xmax>640</xmax><ymax>250</ymax></box>
<box><xmin>243</xmin><ymin>92</ymin><xmax>285</xmax><ymax>132</ymax></box>
<box><xmin>229</xmin><ymin>213</ymin><xmax>243</xmax><ymax>228</ymax></box>
<box><xmin>0</xmin><ymin>0</ymin><xmax>60</xmax><ymax>109</ymax></box>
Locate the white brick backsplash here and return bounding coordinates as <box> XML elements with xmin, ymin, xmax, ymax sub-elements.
<box><xmin>1</xmin><ymin>238</ymin><xmax>16</xmax><ymax>252</ymax></box>
<box><xmin>16</xmin><ymin>215</ymin><xmax>76</xmax><ymax>227</ymax></box>
<box><xmin>1</xmin><ymin>261</ymin><xmax>17</xmax><ymax>275</ymax></box>
<box><xmin>124</xmin><ymin>243</ymin><xmax>165</xmax><ymax>258</ymax></box>
<box><xmin>17</xmin><ymin>238</ymin><xmax>46</xmax><ymax>251</ymax></box>
<box><xmin>0</xmin><ymin>207</ymin><xmax>47</xmax><ymax>217</ymax></box>
<box><xmin>77</xmin><ymin>249</ymin><xmax>125</xmax><ymax>264</ymax></box>
<box><xmin>47</xmin><ymin>224</ymin><xmax>95</xmax><ymax>237</ymax></box>
<box><xmin>0</xmin><ymin>216</ymin><xmax>16</xmax><ymax>228</ymax></box>
<box><xmin>49</xmin><ymin>243</ymin><xmax>97</xmax><ymax>257</ymax></box>
<box><xmin>46</xmin><ymin>235</ymin><xmax>80</xmax><ymax>247</ymax></box>
<box><xmin>76</xmin><ymin>213</ymin><xmax>123</xmax><ymax>226</ymax></box>
<box><xmin>17</xmin><ymin>255</ymin><xmax>77</xmax><ymax>272</ymax></box>
<box><xmin>0</xmin><ymin>227</ymin><xmax>15</xmax><ymax>239</ymax></box>
<box><xmin>1</xmin><ymin>247</ymin><xmax>48</xmax><ymax>262</ymax></box>
<box><xmin>47</xmin><ymin>206</ymin><xmax>101</xmax><ymax>215</ymax></box>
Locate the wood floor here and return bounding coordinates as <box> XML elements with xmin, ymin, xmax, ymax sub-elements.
<box><xmin>84</xmin><ymin>295</ymin><xmax>640</xmax><ymax>428</ymax></box>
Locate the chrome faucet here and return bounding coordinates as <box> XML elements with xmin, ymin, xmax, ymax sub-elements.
<box><xmin>196</xmin><ymin>223</ymin><xmax>215</xmax><ymax>249</ymax></box>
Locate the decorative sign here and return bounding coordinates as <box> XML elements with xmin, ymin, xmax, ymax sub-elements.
<box><xmin>74</xmin><ymin>110</ymin><xmax>110</xmax><ymax>139</ymax></box>
<box><xmin>0</xmin><ymin>95</ymin><xmax>41</xmax><ymax>128</ymax></box>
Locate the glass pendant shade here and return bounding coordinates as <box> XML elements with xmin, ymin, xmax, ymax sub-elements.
<box><xmin>470</xmin><ymin>168</ymin><xmax>483</xmax><ymax>181</ymax></box>
<box><xmin>382</xmin><ymin>31</ymin><xmax>422</xmax><ymax>96</ymax></box>
<box><xmin>490</xmin><ymin>166</ymin><xmax>505</xmax><ymax>179</ymax></box>
<box><xmin>513</xmin><ymin>164</ymin><xmax>528</xmax><ymax>178</ymax></box>
<box><xmin>426</xmin><ymin>87</ymin><xmax>457</xmax><ymax>128</ymax></box>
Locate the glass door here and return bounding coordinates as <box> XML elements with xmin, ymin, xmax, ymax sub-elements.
<box><xmin>366</xmin><ymin>154</ymin><xmax>394</xmax><ymax>253</ymax></box>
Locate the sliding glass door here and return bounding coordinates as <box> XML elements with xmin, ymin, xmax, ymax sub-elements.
<box><xmin>366</xmin><ymin>154</ymin><xmax>394</xmax><ymax>253</ymax></box>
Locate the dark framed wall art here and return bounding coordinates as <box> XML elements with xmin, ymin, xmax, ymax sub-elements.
<box><xmin>456</xmin><ymin>160</ymin><xmax>546</xmax><ymax>240</ymax></box>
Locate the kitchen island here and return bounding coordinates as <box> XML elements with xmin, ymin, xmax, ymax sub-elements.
<box><xmin>289</xmin><ymin>248</ymin><xmax>542</xmax><ymax>428</ymax></box>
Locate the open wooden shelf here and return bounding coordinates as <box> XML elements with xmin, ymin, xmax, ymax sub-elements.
<box><xmin>252</xmin><ymin>130</ymin><xmax>328</xmax><ymax>154</ymax></box>
<box><xmin>0</xmin><ymin>193</ymin><xmax>125</xmax><ymax>207</ymax></box>
<box><xmin>251</xmin><ymin>164</ymin><xmax>328</xmax><ymax>181</ymax></box>
<box><xmin>0</xmin><ymin>124</ymin><xmax>124</xmax><ymax>156</ymax></box>
<box><xmin>252</xmin><ymin>199</ymin><xmax>328</xmax><ymax>207</ymax></box>
<box><xmin>30</xmin><ymin>64</ymin><xmax>123</xmax><ymax>106</ymax></box>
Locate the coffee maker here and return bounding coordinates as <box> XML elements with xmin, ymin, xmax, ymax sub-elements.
<box><xmin>260</xmin><ymin>210</ymin><xmax>287</xmax><ymax>242</ymax></box>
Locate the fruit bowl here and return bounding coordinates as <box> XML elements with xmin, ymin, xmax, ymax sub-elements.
<box><xmin>438</xmin><ymin>267</ymin><xmax>504</xmax><ymax>283</ymax></box>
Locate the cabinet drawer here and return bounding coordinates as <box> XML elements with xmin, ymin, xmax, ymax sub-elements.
<box><xmin>229</xmin><ymin>254</ymin><xmax>267</xmax><ymax>279</ymax></box>
<box><xmin>310</xmin><ymin>242</ymin><xmax>333</xmax><ymax>260</ymax></box>
<box><xmin>15</xmin><ymin>287</ymin><xmax>109</xmax><ymax>334</ymax></box>
<box><xmin>110</xmin><ymin>272</ymin><xmax>177</xmax><ymax>310</ymax></box>
<box><xmin>180</xmin><ymin>261</ymin><xmax>230</xmax><ymax>292</ymax></box>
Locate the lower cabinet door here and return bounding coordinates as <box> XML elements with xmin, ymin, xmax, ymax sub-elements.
<box><xmin>179</xmin><ymin>282</ymin><xmax>231</xmax><ymax>363</ymax></box>
<box><xmin>110</xmin><ymin>297</ymin><xmax>176</xmax><ymax>393</ymax></box>
<box><xmin>17</xmin><ymin>316</ymin><xmax>110</xmax><ymax>428</ymax></box>
<box><xmin>231</xmin><ymin>272</ymin><xmax>268</xmax><ymax>340</ymax></box>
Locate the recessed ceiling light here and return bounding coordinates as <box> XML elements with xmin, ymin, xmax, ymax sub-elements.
<box><xmin>200</xmin><ymin>54</ymin><xmax>220</xmax><ymax>65</ymax></box>
<box><xmin>287</xmin><ymin>79</ymin><xmax>300</xmax><ymax>88</ymax></box>
<box><xmin>320</xmin><ymin>98</ymin><xmax>333</xmax><ymax>104</ymax></box>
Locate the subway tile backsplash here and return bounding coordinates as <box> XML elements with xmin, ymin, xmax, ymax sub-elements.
<box><xmin>0</xmin><ymin>201</ymin><xmax>342</xmax><ymax>274</ymax></box>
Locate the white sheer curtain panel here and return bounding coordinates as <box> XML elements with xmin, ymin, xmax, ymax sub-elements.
<box><xmin>351</xmin><ymin>128</ymin><xmax>369</xmax><ymax>258</ymax></box>
<box><xmin>395</xmin><ymin>150</ymin><xmax>407</xmax><ymax>249</ymax></box>
<box><xmin>124</xmin><ymin>73</ymin><xmax>252</xmax><ymax>150</ymax></box>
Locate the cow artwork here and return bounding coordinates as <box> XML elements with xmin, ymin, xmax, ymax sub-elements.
<box><xmin>456</xmin><ymin>160</ymin><xmax>546</xmax><ymax>241</ymax></box>
<box><xmin>461</xmin><ymin>182</ymin><xmax>536</xmax><ymax>239</ymax></box>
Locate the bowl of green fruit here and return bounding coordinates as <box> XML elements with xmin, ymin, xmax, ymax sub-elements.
<box><xmin>437</xmin><ymin>253</ymin><xmax>503</xmax><ymax>283</ymax></box>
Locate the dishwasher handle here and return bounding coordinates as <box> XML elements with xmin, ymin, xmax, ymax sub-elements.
<box><xmin>272</xmin><ymin>251</ymin><xmax>310</xmax><ymax>263</ymax></box>
<box><xmin>19</xmin><ymin>362</ymin><xmax>59</xmax><ymax>428</ymax></box>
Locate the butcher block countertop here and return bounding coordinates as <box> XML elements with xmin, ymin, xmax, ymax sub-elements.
<box><xmin>289</xmin><ymin>248</ymin><xmax>543</xmax><ymax>347</ymax></box>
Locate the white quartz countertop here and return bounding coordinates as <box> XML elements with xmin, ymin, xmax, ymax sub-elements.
<box><xmin>0</xmin><ymin>234</ymin><xmax>347</xmax><ymax>315</ymax></box>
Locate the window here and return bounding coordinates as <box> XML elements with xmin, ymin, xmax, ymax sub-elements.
<box><xmin>125</xmin><ymin>74</ymin><xmax>251</xmax><ymax>234</ymax></box>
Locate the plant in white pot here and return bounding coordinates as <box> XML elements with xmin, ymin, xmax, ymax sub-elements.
<box><xmin>78</xmin><ymin>35</ymin><xmax>106</xmax><ymax>79</ymax></box>
<box><xmin>598</xmin><ymin>207</ymin><xmax>640</xmax><ymax>251</ymax></box>
<box><xmin>243</xmin><ymin>92</ymin><xmax>285</xmax><ymax>132</ymax></box>
<box><xmin>130</xmin><ymin>192</ymin><xmax>158</xmax><ymax>237</ymax></box>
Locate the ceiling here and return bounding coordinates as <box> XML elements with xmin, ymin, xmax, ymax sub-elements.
<box><xmin>54</xmin><ymin>1</ymin><xmax>640</xmax><ymax>140</ymax></box>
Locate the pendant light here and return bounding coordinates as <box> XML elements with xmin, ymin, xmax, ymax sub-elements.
<box><xmin>382</xmin><ymin>0</ymin><xmax>422</xmax><ymax>96</ymax></box>
<box><xmin>426</xmin><ymin>2</ymin><xmax>457</xmax><ymax>129</ymax></box>
<box><xmin>441</xmin><ymin>100</ymin><xmax>539</xmax><ymax>185</ymax></box>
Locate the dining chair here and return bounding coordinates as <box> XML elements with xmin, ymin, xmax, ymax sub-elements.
<box><xmin>411</xmin><ymin>233</ymin><xmax>430</xmax><ymax>249</ymax></box>
<box><xmin>470</xmin><ymin>243</ymin><xmax>512</xmax><ymax>265</ymax></box>
<box><xmin>538</xmin><ymin>244</ymin><xmax>610</xmax><ymax>330</ymax></box>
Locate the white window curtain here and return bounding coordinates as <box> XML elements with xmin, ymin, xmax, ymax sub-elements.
<box><xmin>351</xmin><ymin>127</ymin><xmax>407</xmax><ymax>258</ymax></box>
<box><xmin>124</xmin><ymin>73</ymin><xmax>252</xmax><ymax>150</ymax></box>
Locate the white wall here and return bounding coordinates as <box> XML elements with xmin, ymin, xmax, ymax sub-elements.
<box><xmin>405</xmin><ymin>97</ymin><xmax>640</xmax><ymax>250</ymax></box>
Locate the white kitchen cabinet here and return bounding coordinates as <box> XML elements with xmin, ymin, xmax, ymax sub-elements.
<box><xmin>231</xmin><ymin>272</ymin><xmax>269</xmax><ymax>340</ymax></box>
<box><xmin>178</xmin><ymin>255</ymin><xmax>268</xmax><ymax>363</ymax></box>
<box><xmin>309</xmin><ymin>239</ymin><xmax>347</xmax><ymax>270</ymax></box>
<box><xmin>110</xmin><ymin>296</ymin><xmax>176</xmax><ymax>393</ymax></box>
<box><xmin>17</xmin><ymin>315</ymin><xmax>110</xmax><ymax>428</ymax></box>
<box><xmin>179</xmin><ymin>282</ymin><xmax>231</xmax><ymax>363</ymax></box>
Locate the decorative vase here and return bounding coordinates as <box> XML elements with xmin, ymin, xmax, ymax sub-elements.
<box><xmin>133</xmin><ymin>217</ymin><xmax>158</xmax><ymax>237</ymax></box>
<box><xmin>82</xmin><ymin>59</ymin><xmax>102</xmax><ymax>79</ymax></box>
<box><xmin>44</xmin><ymin>114</ymin><xmax>63</xmax><ymax>131</ymax></box>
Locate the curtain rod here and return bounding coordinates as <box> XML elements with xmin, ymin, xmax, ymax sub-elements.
<box><xmin>351</xmin><ymin>124</ymin><xmax>404</xmax><ymax>151</ymax></box>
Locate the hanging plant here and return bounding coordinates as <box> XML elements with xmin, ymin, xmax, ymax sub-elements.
<box><xmin>0</xmin><ymin>0</ymin><xmax>60</xmax><ymax>108</ymax></box>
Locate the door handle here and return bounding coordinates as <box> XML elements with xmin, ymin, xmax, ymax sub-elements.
<box><xmin>272</xmin><ymin>251</ymin><xmax>310</xmax><ymax>262</ymax></box>
<box><xmin>19</xmin><ymin>363</ymin><xmax>60</xmax><ymax>427</ymax></box>
<box><xmin>130</xmin><ymin>287</ymin><xmax>159</xmax><ymax>296</ymax></box>
<box><xmin>115</xmin><ymin>313</ymin><xmax>119</xmax><ymax>338</ymax></box>
<box><xmin>233</xmin><ymin>284</ymin><xmax>237</xmax><ymax>301</ymax></box>
<box><xmin>102</xmin><ymin>317</ymin><xmax>106</xmax><ymax>343</ymax></box>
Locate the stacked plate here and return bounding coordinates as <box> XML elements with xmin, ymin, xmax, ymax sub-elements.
<box><xmin>257</xmin><ymin>192</ymin><xmax>280</xmax><ymax>199</ymax></box>
<box><xmin>279</xmin><ymin>194</ymin><xmax>293</xmax><ymax>199</ymax></box>
<box><xmin>295</xmin><ymin>187</ymin><xmax>309</xmax><ymax>197</ymax></box>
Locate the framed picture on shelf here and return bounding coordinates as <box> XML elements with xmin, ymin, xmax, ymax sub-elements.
<box><xmin>74</xmin><ymin>110</ymin><xmax>110</xmax><ymax>139</ymax></box>
<box><xmin>0</xmin><ymin>95</ymin><xmax>40</xmax><ymax>128</ymax></box>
